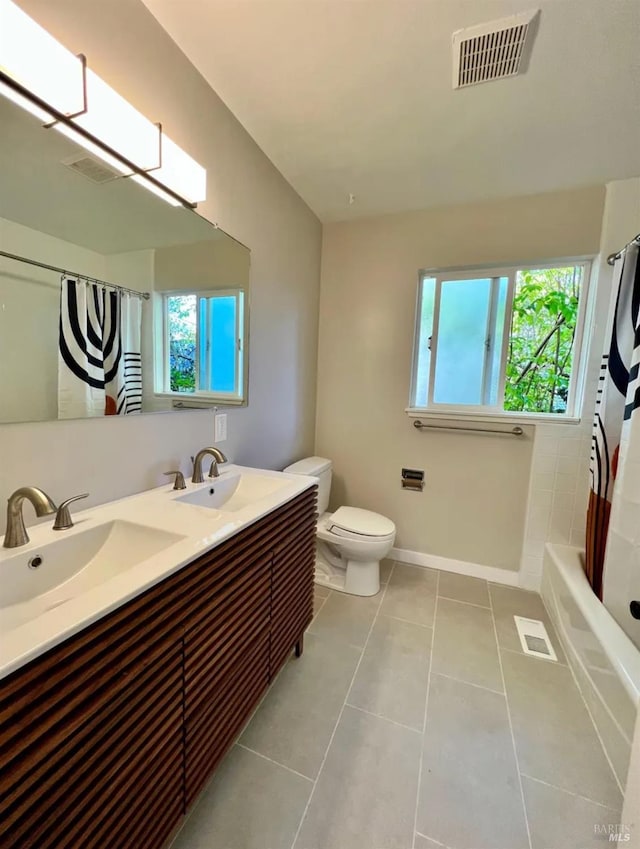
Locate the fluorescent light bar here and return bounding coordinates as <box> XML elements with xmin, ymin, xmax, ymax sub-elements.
<box><xmin>0</xmin><ymin>79</ymin><xmax>52</xmax><ymax>122</ymax></box>
<box><xmin>154</xmin><ymin>136</ymin><xmax>207</xmax><ymax>204</ymax></box>
<box><xmin>130</xmin><ymin>174</ymin><xmax>181</xmax><ymax>207</ymax></box>
<box><xmin>73</xmin><ymin>69</ymin><xmax>161</xmax><ymax>172</ymax></box>
<box><xmin>0</xmin><ymin>0</ymin><xmax>84</xmax><ymax>115</ymax></box>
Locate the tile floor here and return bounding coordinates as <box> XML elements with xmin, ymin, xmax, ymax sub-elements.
<box><xmin>170</xmin><ymin>562</ymin><xmax>623</xmax><ymax>849</ymax></box>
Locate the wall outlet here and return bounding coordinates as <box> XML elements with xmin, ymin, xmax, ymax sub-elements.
<box><xmin>214</xmin><ymin>413</ymin><xmax>227</xmax><ymax>442</ymax></box>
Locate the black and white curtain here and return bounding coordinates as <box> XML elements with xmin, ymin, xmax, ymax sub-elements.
<box><xmin>586</xmin><ymin>244</ymin><xmax>640</xmax><ymax>598</ymax></box>
<box><xmin>58</xmin><ymin>276</ymin><xmax>142</xmax><ymax>418</ymax></box>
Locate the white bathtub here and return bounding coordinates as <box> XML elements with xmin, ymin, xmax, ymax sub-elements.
<box><xmin>542</xmin><ymin>543</ymin><xmax>640</xmax><ymax>789</ymax></box>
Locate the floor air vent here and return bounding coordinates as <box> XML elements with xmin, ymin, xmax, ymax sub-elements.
<box><xmin>514</xmin><ymin>615</ymin><xmax>557</xmax><ymax>661</ymax></box>
<box><xmin>453</xmin><ymin>9</ymin><xmax>540</xmax><ymax>89</ymax></box>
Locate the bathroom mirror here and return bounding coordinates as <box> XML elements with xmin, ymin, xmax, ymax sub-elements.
<box><xmin>0</xmin><ymin>95</ymin><xmax>250</xmax><ymax>424</ymax></box>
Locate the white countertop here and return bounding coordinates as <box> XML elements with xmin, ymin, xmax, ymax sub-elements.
<box><xmin>0</xmin><ymin>465</ymin><xmax>316</xmax><ymax>681</ymax></box>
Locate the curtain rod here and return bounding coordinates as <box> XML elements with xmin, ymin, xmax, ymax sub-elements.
<box><xmin>607</xmin><ymin>233</ymin><xmax>640</xmax><ymax>266</ymax></box>
<box><xmin>0</xmin><ymin>250</ymin><xmax>151</xmax><ymax>300</ymax></box>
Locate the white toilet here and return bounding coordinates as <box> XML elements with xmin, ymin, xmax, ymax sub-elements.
<box><xmin>283</xmin><ymin>457</ymin><xmax>396</xmax><ymax>597</ymax></box>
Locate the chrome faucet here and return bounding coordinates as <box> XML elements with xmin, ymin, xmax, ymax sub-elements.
<box><xmin>192</xmin><ymin>447</ymin><xmax>228</xmax><ymax>483</ymax></box>
<box><xmin>4</xmin><ymin>487</ymin><xmax>57</xmax><ymax>549</ymax></box>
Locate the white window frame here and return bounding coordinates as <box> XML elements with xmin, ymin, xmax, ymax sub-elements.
<box><xmin>408</xmin><ymin>257</ymin><xmax>594</xmax><ymax>424</ymax></box>
<box><xmin>153</xmin><ymin>288</ymin><xmax>245</xmax><ymax>404</ymax></box>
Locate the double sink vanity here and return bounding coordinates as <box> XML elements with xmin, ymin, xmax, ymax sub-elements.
<box><xmin>0</xmin><ymin>458</ymin><xmax>318</xmax><ymax>849</ymax></box>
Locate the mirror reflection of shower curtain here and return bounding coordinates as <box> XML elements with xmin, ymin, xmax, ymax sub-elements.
<box><xmin>586</xmin><ymin>244</ymin><xmax>640</xmax><ymax>599</ymax></box>
<box><xmin>58</xmin><ymin>276</ymin><xmax>142</xmax><ymax>419</ymax></box>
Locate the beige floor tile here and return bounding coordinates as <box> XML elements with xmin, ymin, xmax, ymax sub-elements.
<box><xmin>431</xmin><ymin>597</ymin><xmax>503</xmax><ymax>692</ymax></box>
<box><xmin>308</xmin><ymin>590</ymin><xmax>380</xmax><ymax>648</ymax></box>
<box><xmin>379</xmin><ymin>563</ymin><xmax>438</xmax><ymax>626</ymax></box>
<box><xmin>313</xmin><ymin>583</ymin><xmax>331</xmax><ymax>599</ymax></box>
<box><xmin>380</xmin><ymin>558</ymin><xmax>394</xmax><ymax>584</ymax></box>
<box><xmin>240</xmin><ymin>634</ymin><xmax>361</xmax><ymax>778</ymax></box>
<box><xmin>294</xmin><ymin>705</ymin><xmax>421</xmax><ymax>849</ymax></box>
<box><xmin>523</xmin><ymin>776</ymin><xmax>622</xmax><ymax>849</ymax></box>
<box><xmin>171</xmin><ymin>744</ymin><xmax>311</xmax><ymax>849</ymax></box>
<box><xmin>348</xmin><ymin>615</ymin><xmax>432</xmax><ymax>729</ymax></box>
<box><xmin>489</xmin><ymin>583</ymin><xmax>566</xmax><ymax>663</ymax></box>
<box><xmin>417</xmin><ymin>674</ymin><xmax>528</xmax><ymax>849</ymax></box>
<box><xmin>438</xmin><ymin>571</ymin><xmax>490</xmax><ymax>607</ymax></box>
<box><xmin>501</xmin><ymin>650</ymin><xmax>622</xmax><ymax>810</ymax></box>
<box><xmin>313</xmin><ymin>588</ymin><xmax>329</xmax><ymax>615</ymax></box>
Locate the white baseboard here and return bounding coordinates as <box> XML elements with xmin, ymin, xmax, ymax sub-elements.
<box><xmin>390</xmin><ymin>546</ymin><xmax>521</xmax><ymax>587</ymax></box>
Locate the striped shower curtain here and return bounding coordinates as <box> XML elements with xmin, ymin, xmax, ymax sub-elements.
<box><xmin>586</xmin><ymin>244</ymin><xmax>640</xmax><ymax>598</ymax></box>
<box><xmin>58</xmin><ymin>276</ymin><xmax>142</xmax><ymax>419</ymax></box>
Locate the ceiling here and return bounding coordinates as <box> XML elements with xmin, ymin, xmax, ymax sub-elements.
<box><xmin>141</xmin><ymin>0</ymin><xmax>640</xmax><ymax>221</ymax></box>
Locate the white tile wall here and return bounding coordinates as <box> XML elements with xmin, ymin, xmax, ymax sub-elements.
<box><xmin>520</xmin><ymin>420</ymin><xmax>594</xmax><ymax>587</ymax></box>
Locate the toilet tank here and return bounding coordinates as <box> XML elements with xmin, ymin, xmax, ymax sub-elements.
<box><xmin>283</xmin><ymin>456</ymin><xmax>332</xmax><ymax>514</ymax></box>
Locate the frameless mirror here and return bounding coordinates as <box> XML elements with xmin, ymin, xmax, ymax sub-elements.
<box><xmin>0</xmin><ymin>95</ymin><xmax>250</xmax><ymax>424</ymax></box>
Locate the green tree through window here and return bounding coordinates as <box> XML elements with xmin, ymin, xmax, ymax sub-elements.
<box><xmin>504</xmin><ymin>267</ymin><xmax>582</xmax><ymax>414</ymax></box>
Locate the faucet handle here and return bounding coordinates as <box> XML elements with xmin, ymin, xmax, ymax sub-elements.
<box><xmin>164</xmin><ymin>470</ymin><xmax>187</xmax><ymax>491</ymax></box>
<box><xmin>208</xmin><ymin>460</ymin><xmax>219</xmax><ymax>479</ymax></box>
<box><xmin>52</xmin><ymin>493</ymin><xmax>89</xmax><ymax>531</ymax></box>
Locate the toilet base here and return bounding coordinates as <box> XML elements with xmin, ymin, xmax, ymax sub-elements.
<box><xmin>315</xmin><ymin>551</ymin><xmax>380</xmax><ymax>597</ymax></box>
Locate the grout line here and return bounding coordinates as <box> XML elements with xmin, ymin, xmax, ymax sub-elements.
<box><xmin>430</xmin><ymin>671</ymin><xmax>505</xmax><ymax>696</ymax></box>
<box><xmin>310</xmin><ymin>591</ymin><xmax>329</xmax><ymax>624</ymax></box>
<box><xmin>436</xmin><ymin>594</ymin><xmax>491</xmax><ymax>610</ymax></box>
<box><xmin>499</xmin><ymin>645</ymin><xmax>569</xmax><ymax>668</ymax></box>
<box><xmin>289</xmin><ymin>563</ymin><xmax>395</xmax><ymax>849</ymax></box>
<box><xmin>415</xmin><ymin>831</ymin><xmax>448</xmax><ymax>848</ymax></box>
<box><xmin>411</xmin><ymin>569</ymin><xmax>439</xmax><ymax>849</ymax></box>
<box><xmin>344</xmin><ymin>703</ymin><xmax>422</xmax><ymax>734</ymax></box>
<box><xmin>234</xmin><ymin>743</ymin><xmax>314</xmax><ymax>783</ymax></box>
<box><xmin>489</xmin><ymin>595</ymin><xmax>533</xmax><ymax>849</ymax></box>
<box><xmin>381</xmin><ymin>613</ymin><xmax>434</xmax><ymax>630</ymax></box>
<box><xmin>520</xmin><ymin>772</ymin><xmax>622</xmax><ymax>813</ymax></box>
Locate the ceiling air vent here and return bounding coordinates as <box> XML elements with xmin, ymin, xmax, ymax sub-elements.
<box><xmin>62</xmin><ymin>154</ymin><xmax>121</xmax><ymax>184</ymax></box>
<box><xmin>453</xmin><ymin>9</ymin><xmax>540</xmax><ymax>89</ymax></box>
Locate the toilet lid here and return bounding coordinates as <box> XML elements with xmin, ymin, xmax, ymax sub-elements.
<box><xmin>328</xmin><ymin>506</ymin><xmax>395</xmax><ymax>538</ymax></box>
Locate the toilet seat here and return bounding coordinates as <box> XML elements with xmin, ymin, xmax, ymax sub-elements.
<box><xmin>328</xmin><ymin>506</ymin><xmax>395</xmax><ymax>539</ymax></box>
<box><xmin>319</xmin><ymin>507</ymin><xmax>396</xmax><ymax>541</ymax></box>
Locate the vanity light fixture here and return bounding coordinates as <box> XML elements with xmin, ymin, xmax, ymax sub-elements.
<box><xmin>0</xmin><ymin>0</ymin><xmax>207</xmax><ymax>207</ymax></box>
<box><xmin>0</xmin><ymin>0</ymin><xmax>85</xmax><ymax>115</ymax></box>
<box><xmin>130</xmin><ymin>173</ymin><xmax>181</xmax><ymax>207</ymax></box>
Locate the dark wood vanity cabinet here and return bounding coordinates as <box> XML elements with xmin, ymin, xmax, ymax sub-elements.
<box><xmin>0</xmin><ymin>486</ymin><xmax>317</xmax><ymax>849</ymax></box>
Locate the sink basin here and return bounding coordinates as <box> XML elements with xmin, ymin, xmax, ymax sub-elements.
<box><xmin>176</xmin><ymin>470</ymin><xmax>289</xmax><ymax>513</ymax></box>
<box><xmin>0</xmin><ymin>520</ymin><xmax>185</xmax><ymax>630</ymax></box>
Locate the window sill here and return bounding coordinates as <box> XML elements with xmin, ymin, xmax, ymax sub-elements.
<box><xmin>405</xmin><ymin>408</ymin><xmax>581</xmax><ymax>426</ymax></box>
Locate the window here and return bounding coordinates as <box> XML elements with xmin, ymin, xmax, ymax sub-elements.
<box><xmin>410</xmin><ymin>260</ymin><xmax>591</xmax><ymax>418</ymax></box>
<box><xmin>155</xmin><ymin>289</ymin><xmax>245</xmax><ymax>402</ymax></box>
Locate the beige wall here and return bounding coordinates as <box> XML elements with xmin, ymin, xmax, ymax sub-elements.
<box><xmin>316</xmin><ymin>186</ymin><xmax>605</xmax><ymax>570</ymax></box>
<box><xmin>154</xmin><ymin>237</ymin><xmax>250</xmax><ymax>292</ymax></box>
<box><xmin>0</xmin><ymin>0</ymin><xmax>321</xmax><ymax>534</ymax></box>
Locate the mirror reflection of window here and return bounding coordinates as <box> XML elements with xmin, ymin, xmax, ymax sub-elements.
<box><xmin>161</xmin><ymin>290</ymin><xmax>245</xmax><ymax>401</ymax></box>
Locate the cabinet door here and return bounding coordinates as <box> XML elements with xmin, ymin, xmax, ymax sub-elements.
<box><xmin>270</xmin><ymin>487</ymin><xmax>317</xmax><ymax>678</ymax></box>
<box><xmin>0</xmin><ymin>631</ymin><xmax>183</xmax><ymax>849</ymax></box>
<box><xmin>184</xmin><ymin>550</ymin><xmax>271</xmax><ymax>804</ymax></box>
